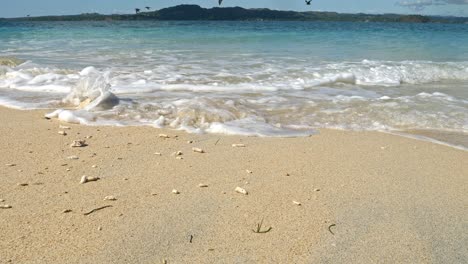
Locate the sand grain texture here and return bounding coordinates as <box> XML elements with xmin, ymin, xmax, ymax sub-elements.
<box><xmin>0</xmin><ymin>107</ymin><xmax>466</xmax><ymax>263</ymax></box>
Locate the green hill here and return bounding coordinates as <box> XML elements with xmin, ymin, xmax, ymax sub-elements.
<box><xmin>4</xmin><ymin>5</ymin><xmax>468</xmax><ymax>24</ymax></box>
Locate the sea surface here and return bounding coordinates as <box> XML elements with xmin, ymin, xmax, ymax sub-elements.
<box><xmin>0</xmin><ymin>21</ymin><xmax>467</xmax><ymax>148</ymax></box>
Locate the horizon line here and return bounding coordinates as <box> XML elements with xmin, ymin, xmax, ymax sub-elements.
<box><xmin>2</xmin><ymin>4</ymin><xmax>467</xmax><ymax>20</ymax></box>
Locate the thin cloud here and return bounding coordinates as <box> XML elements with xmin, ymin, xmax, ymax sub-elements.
<box><xmin>397</xmin><ymin>0</ymin><xmax>468</xmax><ymax>11</ymax></box>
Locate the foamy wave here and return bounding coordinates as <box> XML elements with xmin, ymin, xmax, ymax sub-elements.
<box><xmin>1</xmin><ymin>61</ymin><xmax>467</xmax><ymax>95</ymax></box>
<box><xmin>62</xmin><ymin>66</ymin><xmax>119</xmax><ymax>111</ymax></box>
<box><xmin>344</xmin><ymin>60</ymin><xmax>468</xmax><ymax>86</ymax></box>
<box><xmin>206</xmin><ymin>119</ymin><xmax>315</xmax><ymax>137</ymax></box>
<box><xmin>43</xmin><ymin>67</ymin><xmax>121</xmax><ymax>124</ymax></box>
<box><xmin>0</xmin><ymin>66</ymin><xmax>74</xmax><ymax>93</ymax></box>
<box><xmin>1</xmin><ymin>61</ymin><xmax>467</xmax><ymax>138</ymax></box>
<box><xmin>45</xmin><ymin>109</ymin><xmax>96</xmax><ymax>124</ymax></box>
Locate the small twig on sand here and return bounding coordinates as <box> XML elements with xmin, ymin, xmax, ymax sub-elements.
<box><xmin>83</xmin><ymin>205</ymin><xmax>113</xmax><ymax>216</ymax></box>
<box><xmin>328</xmin><ymin>224</ymin><xmax>336</xmax><ymax>235</ymax></box>
<box><xmin>252</xmin><ymin>218</ymin><xmax>272</xmax><ymax>234</ymax></box>
<box><xmin>214</xmin><ymin>138</ymin><xmax>221</xmax><ymax>145</ymax></box>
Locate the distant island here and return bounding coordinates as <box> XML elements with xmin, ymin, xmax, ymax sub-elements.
<box><xmin>2</xmin><ymin>5</ymin><xmax>468</xmax><ymax>24</ymax></box>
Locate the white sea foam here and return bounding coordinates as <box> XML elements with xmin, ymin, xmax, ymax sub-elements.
<box><xmin>1</xmin><ymin>60</ymin><xmax>467</xmax><ymax>140</ymax></box>
<box><xmin>1</xmin><ymin>61</ymin><xmax>468</xmax><ymax>93</ymax></box>
<box><xmin>45</xmin><ymin>109</ymin><xmax>96</xmax><ymax>124</ymax></box>
<box><xmin>206</xmin><ymin>118</ymin><xmax>315</xmax><ymax>137</ymax></box>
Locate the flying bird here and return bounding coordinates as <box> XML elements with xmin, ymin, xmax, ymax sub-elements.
<box><xmin>305</xmin><ymin>0</ymin><xmax>312</xmax><ymax>5</ymax></box>
<box><xmin>135</xmin><ymin>8</ymin><xmax>140</xmax><ymax>14</ymax></box>
<box><xmin>145</xmin><ymin>7</ymin><xmax>151</xmax><ymax>10</ymax></box>
<box><xmin>219</xmin><ymin>0</ymin><xmax>223</xmax><ymax>6</ymax></box>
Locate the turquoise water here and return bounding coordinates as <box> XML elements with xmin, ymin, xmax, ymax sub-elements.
<box><xmin>2</xmin><ymin>21</ymin><xmax>468</xmax><ymax>62</ymax></box>
<box><xmin>0</xmin><ymin>21</ymin><xmax>467</xmax><ymax>145</ymax></box>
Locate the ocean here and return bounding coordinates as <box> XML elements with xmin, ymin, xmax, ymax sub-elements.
<box><xmin>0</xmin><ymin>21</ymin><xmax>467</xmax><ymax>148</ymax></box>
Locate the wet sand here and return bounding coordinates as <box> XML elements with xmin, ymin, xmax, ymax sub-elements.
<box><xmin>0</xmin><ymin>106</ymin><xmax>467</xmax><ymax>263</ymax></box>
<box><xmin>404</xmin><ymin>129</ymin><xmax>468</xmax><ymax>150</ymax></box>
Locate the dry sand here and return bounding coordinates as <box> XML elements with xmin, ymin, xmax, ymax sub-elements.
<box><xmin>0</xmin><ymin>106</ymin><xmax>466</xmax><ymax>263</ymax></box>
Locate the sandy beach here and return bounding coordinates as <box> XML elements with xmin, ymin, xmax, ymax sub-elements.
<box><xmin>0</xmin><ymin>106</ymin><xmax>466</xmax><ymax>263</ymax></box>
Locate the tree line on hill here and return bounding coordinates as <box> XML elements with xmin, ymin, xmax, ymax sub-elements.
<box><xmin>2</xmin><ymin>5</ymin><xmax>467</xmax><ymax>24</ymax></box>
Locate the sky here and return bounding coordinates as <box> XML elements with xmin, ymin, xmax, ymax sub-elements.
<box><xmin>1</xmin><ymin>0</ymin><xmax>467</xmax><ymax>18</ymax></box>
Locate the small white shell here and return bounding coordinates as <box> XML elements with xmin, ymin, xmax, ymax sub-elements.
<box><xmin>5</xmin><ymin>164</ymin><xmax>16</xmax><ymax>167</ymax></box>
<box><xmin>58</xmin><ymin>131</ymin><xmax>67</xmax><ymax>135</ymax></box>
<box><xmin>59</xmin><ymin>125</ymin><xmax>71</xmax><ymax>130</ymax></box>
<box><xmin>172</xmin><ymin>189</ymin><xmax>180</xmax><ymax>194</ymax></box>
<box><xmin>104</xmin><ymin>196</ymin><xmax>117</xmax><ymax>201</ymax></box>
<box><xmin>192</xmin><ymin>147</ymin><xmax>204</xmax><ymax>153</ymax></box>
<box><xmin>246</xmin><ymin>170</ymin><xmax>253</xmax><ymax>174</ymax></box>
<box><xmin>80</xmin><ymin>175</ymin><xmax>99</xmax><ymax>184</ymax></box>
<box><xmin>0</xmin><ymin>205</ymin><xmax>12</xmax><ymax>209</ymax></box>
<box><xmin>198</xmin><ymin>184</ymin><xmax>208</xmax><ymax>188</ymax></box>
<box><xmin>79</xmin><ymin>176</ymin><xmax>87</xmax><ymax>184</ymax></box>
<box><xmin>67</xmin><ymin>156</ymin><xmax>79</xmax><ymax>160</ymax></box>
<box><xmin>293</xmin><ymin>201</ymin><xmax>302</xmax><ymax>206</ymax></box>
<box><xmin>235</xmin><ymin>187</ymin><xmax>248</xmax><ymax>195</ymax></box>
<box><xmin>232</xmin><ymin>144</ymin><xmax>246</xmax><ymax>148</ymax></box>
<box><xmin>159</xmin><ymin>134</ymin><xmax>170</xmax><ymax>138</ymax></box>
<box><xmin>70</xmin><ymin>140</ymin><xmax>86</xmax><ymax>148</ymax></box>
<box><xmin>154</xmin><ymin>152</ymin><xmax>162</xmax><ymax>156</ymax></box>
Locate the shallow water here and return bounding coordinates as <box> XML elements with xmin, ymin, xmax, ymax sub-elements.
<box><xmin>0</xmin><ymin>21</ymin><xmax>467</xmax><ymax>146</ymax></box>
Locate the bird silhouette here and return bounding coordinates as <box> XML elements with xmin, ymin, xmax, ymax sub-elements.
<box><xmin>219</xmin><ymin>0</ymin><xmax>223</xmax><ymax>6</ymax></box>
<box><xmin>135</xmin><ymin>8</ymin><xmax>140</xmax><ymax>14</ymax></box>
<box><xmin>305</xmin><ymin>0</ymin><xmax>312</xmax><ymax>5</ymax></box>
<box><xmin>145</xmin><ymin>7</ymin><xmax>151</xmax><ymax>10</ymax></box>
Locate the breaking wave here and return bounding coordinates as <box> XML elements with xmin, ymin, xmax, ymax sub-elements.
<box><xmin>0</xmin><ymin>60</ymin><xmax>467</xmax><ymax>139</ymax></box>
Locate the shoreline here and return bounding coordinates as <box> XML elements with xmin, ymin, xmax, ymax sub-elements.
<box><xmin>5</xmin><ymin>104</ymin><xmax>468</xmax><ymax>151</ymax></box>
<box><xmin>383</xmin><ymin>130</ymin><xmax>468</xmax><ymax>152</ymax></box>
<box><xmin>1</xmin><ymin>106</ymin><xmax>467</xmax><ymax>263</ymax></box>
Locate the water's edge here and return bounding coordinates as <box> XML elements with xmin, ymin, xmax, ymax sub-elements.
<box><xmin>3</xmin><ymin>105</ymin><xmax>466</xmax><ymax>152</ymax></box>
